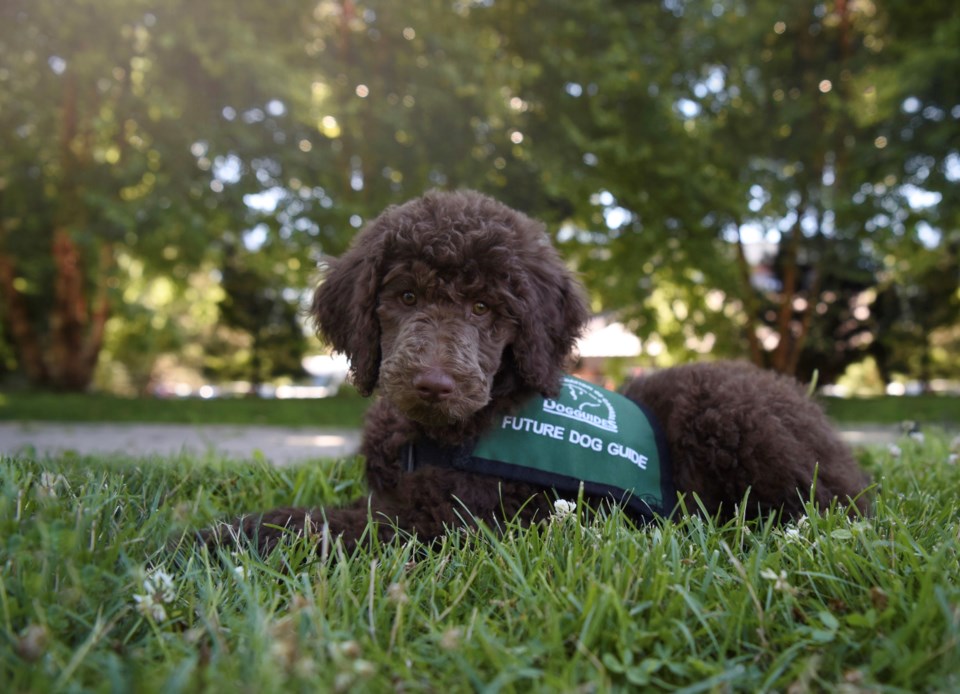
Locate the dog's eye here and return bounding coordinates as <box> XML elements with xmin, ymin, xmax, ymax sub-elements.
<box><xmin>400</xmin><ymin>291</ymin><xmax>417</xmax><ymax>306</ymax></box>
<box><xmin>472</xmin><ymin>301</ymin><xmax>490</xmax><ymax>316</ymax></box>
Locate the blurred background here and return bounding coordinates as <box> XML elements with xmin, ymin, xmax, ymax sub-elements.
<box><xmin>1</xmin><ymin>0</ymin><xmax>958</xmax><ymax>403</ymax></box>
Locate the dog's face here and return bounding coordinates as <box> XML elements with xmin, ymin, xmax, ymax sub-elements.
<box><xmin>375</xmin><ymin>259</ymin><xmax>520</xmax><ymax>427</ymax></box>
<box><xmin>312</xmin><ymin>190</ymin><xmax>588</xmax><ymax>431</ymax></box>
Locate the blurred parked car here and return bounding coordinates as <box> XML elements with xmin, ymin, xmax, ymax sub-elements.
<box><xmin>261</xmin><ymin>353</ymin><xmax>351</xmax><ymax>399</ymax></box>
<box><xmin>261</xmin><ymin>374</ymin><xmax>343</xmax><ymax>399</ymax></box>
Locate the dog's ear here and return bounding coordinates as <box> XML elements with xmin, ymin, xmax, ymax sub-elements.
<box><xmin>510</xmin><ymin>251</ymin><xmax>589</xmax><ymax>397</ymax></box>
<box><xmin>310</xmin><ymin>237</ymin><xmax>383</xmax><ymax>397</ymax></box>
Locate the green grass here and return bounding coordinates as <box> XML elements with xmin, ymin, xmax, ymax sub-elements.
<box><xmin>0</xmin><ymin>390</ymin><xmax>371</xmax><ymax>428</ymax></box>
<box><xmin>3</xmin><ymin>389</ymin><xmax>958</xmax><ymax>429</ymax></box>
<box><xmin>2</xmin><ymin>435</ymin><xmax>959</xmax><ymax>692</ymax></box>
<box><xmin>821</xmin><ymin>393</ymin><xmax>960</xmax><ymax>427</ymax></box>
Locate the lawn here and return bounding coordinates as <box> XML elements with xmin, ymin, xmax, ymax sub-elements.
<box><xmin>2</xmin><ymin>434</ymin><xmax>959</xmax><ymax>691</ymax></box>
<box><xmin>2</xmin><ymin>389</ymin><xmax>958</xmax><ymax>429</ymax></box>
<box><xmin>821</xmin><ymin>393</ymin><xmax>960</xmax><ymax>427</ymax></box>
<box><xmin>0</xmin><ymin>389</ymin><xmax>371</xmax><ymax>428</ymax></box>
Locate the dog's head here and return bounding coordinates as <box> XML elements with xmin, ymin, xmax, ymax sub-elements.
<box><xmin>312</xmin><ymin>190</ymin><xmax>588</xmax><ymax>429</ymax></box>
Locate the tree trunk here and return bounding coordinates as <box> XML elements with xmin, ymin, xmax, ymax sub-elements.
<box><xmin>0</xmin><ymin>232</ymin><xmax>111</xmax><ymax>391</ymax></box>
<box><xmin>771</xmin><ymin>219</ymin><xmax>801</xmax><ymax>375</ymax></box>
<box><xmin>50</xmin><ymin>229</ymin><xmax>88</xmax><ymax>388</ymax></box>
<box><xmin>785</xmin><ymin>265</ymin><xmax>821</xmax><ymax>377</ymax></box>
<box><xmin>0</xmin><ymin>252</ymin><xmax>50</xmax><ymax>386</ymax></box>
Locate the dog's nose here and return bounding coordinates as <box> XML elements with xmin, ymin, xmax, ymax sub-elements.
<box><xmin>413</xmin><ymin>368</ymin><xmax>455</xmax><ymax>402</ymax></box>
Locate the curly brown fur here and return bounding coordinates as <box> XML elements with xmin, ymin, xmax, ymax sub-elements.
<box><xmin>623</xmin><ymin>362</ymin><xmax>870</xmax><ymax>518</ymax></box>
<box><xmin>204</xmin><ymin>190</ymin><xmax>869</xmax><ymax>555</ymax></box>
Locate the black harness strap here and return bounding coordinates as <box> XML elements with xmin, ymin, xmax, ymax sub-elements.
<box><xmin>400</xmin><ymin>412</ymin><xmax>675</xmax><ymax>523</ymax></box>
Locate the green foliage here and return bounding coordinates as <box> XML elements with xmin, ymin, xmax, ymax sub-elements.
<box><xmin>216</xmin><ymin>248</ymin><xmax>307</xmax><ymax>386</ymax></box>
<box><xmin>472</xmin><ymin>0</ymin><xmax>960</xmax><ymax>379</ymax></box>
<box><xmin>92</xmin><ymin>262</ymin><xmax>225</xmax><ymax>395</ymax></box>
<box><xmin>0</xmin><ymin>0</ymin><xmax>318</xmax><ymax>389</ymax></box>
<box><xmin>2</xmin><ymin>435</ymin><xmax>960</xmax><ymax>690</ymax></box>
<box><xmin>1</xmin><ymin>0</ymin><xmax>958</xmax><ymax>390</ymax></box>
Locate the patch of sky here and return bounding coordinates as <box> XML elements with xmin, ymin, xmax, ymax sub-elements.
<box><xmin>213</xmin><ymin>154</ymin><xmax>242</xmax><ymax>184</ymax></box>
<box><xmin>243</xmin><ymin>223</ymin><xmax>268</xmax><ymax>251</ymax></box>
<box><xmin>945</xmin><ymin>152</ymin><xmax>960</xmax><ymax>182</ymax></box>
<box><xmin>605</xmin><ymin>206</ymin><xmax>632</xmax><ymax>229</ymax></box>
<box><xmin>820</xmin><ymin>209</ymin><xmax>835</xmax><ymax>237</ymax></box>
<box><xmin>676</xmin><ymin>98</ymin><xmax>701</xmax><ymax>118</ymax></box>
<box><xmin>692</xmin><ymin>68</ymin><xmax>725</xmax><ymax>100</ymax></box>
<box><xmin>244</xmin><ymin>187</ymin><xmax>285</xmax><ymax>212</ymax></box>
<box><xmin>800</xmin><ymin>212</ymin><xmax>819</xmax><ymax>235</ymax></box>
<box><xmin>902</xmin><ymin>96</ymin><xmax>921</xmax><ymax>114</ymax></box>
<box><xmin>705</xmin><ymin>67</ymin><xmax>725</xmax><ymax>93</ymax></box>
<box><xmin>726</xmin><ymin>221</ymin><xmax>780</xmax><ymax>247</ymax></box>
<box><xmin>48</xmin><ymin>56</ymin><xmax>66</xmax><ymax>75</ymax></box>
<box><xmin>350</xmin><ymin>170</ymin><xmax>364</xmax><ymax>191</ymax></box>
<box><xmin>916</xmin><ymin>221</ymin><xmax>942</xmax><ymax>249</ymax></box>
<box><xmin>242</xmin><ymin>108</ymin><xmax>265</xmax><ymax>124</ymax></box>
<box><xmin>903</xmin><ymin>184</ymin><xmax>942</xmax><ymax>210</ymax></box>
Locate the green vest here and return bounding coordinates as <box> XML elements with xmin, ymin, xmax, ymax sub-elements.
<box><xmin>404</xmin><ymin>376</ymin><xmax>674</xmax><ymax>521</ymax></box>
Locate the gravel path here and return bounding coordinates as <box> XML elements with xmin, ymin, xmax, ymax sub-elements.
<box><xmin>0</xmin><ymin>422</ymin><xmax>361</xmax><ymax>466</ymax></box>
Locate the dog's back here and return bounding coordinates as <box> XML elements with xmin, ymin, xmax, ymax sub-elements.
<box><xmin>624</xmin><ymin>361</ymin><xmax>870</xmax><ymax>519</ymax></box>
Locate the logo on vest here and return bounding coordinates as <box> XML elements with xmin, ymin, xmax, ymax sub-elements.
<box><xmin>542</xmin><ymin>377</ymin><xmax>619</xmax><ymax>433</ymax></box>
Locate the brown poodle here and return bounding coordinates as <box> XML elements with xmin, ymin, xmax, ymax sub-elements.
<box><xmin>213</xmin><ymin>190</ymin><xmax>869</xmax><ymax>553</ymax></box>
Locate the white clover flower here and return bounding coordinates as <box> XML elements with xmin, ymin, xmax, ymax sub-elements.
<box><xmin>387</xmin><ymin>582</ymin><xmax>409</xmax><ymax>605</ymax></box>
<box><xmin>133</xmin><ymin>567</ymin><xmax>177</xmax><ymax>621</ymax></box>
<box><xmin>37</xmin><ymin>472</ymin><xmax>68</xmax><ymax>498</ymax></box>
<box><xmin>294</xmin><ymin>657</ymin><xmax>317</xmax><ymax>679</ymax></box>
<box><xmin>760</xmin><ymin>568</ymin><xmax>795</xmax><ymax>594</ymax></box>
<box><xmin>334</xmin><ymin>672</ymin><xmax>355</xmax><ymax>692</ymax></box>
<box><xmin>233</xmin><ymin>565</ymin><xmax>247</xmax><ymax>581</ymax></box>
<box><xmin>783</xmin><ymin>526</ymin><xmax>802</xmax><ymax>542</ymax></box>
<box><xmin>143</xmin><ymin>569</ymin><xmax>176</xmax><ymax>603</ymax></box>
<box><xmin>888</xmin><ymin>444</ymin><xmax>902</xmax><ymax>458</ymax></box>
<box><xmin>909</xmin><ymin>431</ymin><xmax>925</xmax><ymax>444</ymax></box>
<box><xmin>352</xmin><ymin>659</ymin><xmax>376</xmax><ymax>677</ymax></box>
<box><xmin>330</xmin><ymin>640</ymin><xmax>362</xmax><ymax>660</ymax></box>
<box><xmin>133</xmin><ymin>593</ymin><xmax>168</xmax><ymax>621</ymax></box>
<box><xmin>552</xmin><ymin>499</ymin><xmax>576</xmax><ymax>519</ymax></box>
<box><xmin>440</xmin><ymin>627</ymin><xmax>463</xmax><ymax>651</ymax></box>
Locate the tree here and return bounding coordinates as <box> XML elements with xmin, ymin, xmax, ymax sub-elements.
<box><xmin>216</xmin><ymin>248</ymin><xmax>306</xmax><ymax>389</ymax></box>
<box><xmin>0</xmin><ymin>0</ymin><xmax>319</xmax><ymax>390</ymax></box>
<box><xmin>3</xmin><ymin>0</ymin><xmax>956</xmax><ymax>391</ymax></box>
<box><xmin>857</xmin><ymin>0</ymin><xmax>960</xmax><ymax>384</ymax></box>
<box><xmin>0</xmin><ymin>0</ymin><xmax>567</xmax><ymax>390</ymax></box>
<box><xmin>480</xmin><ymin>0</ymin><xmax>959</xmax><ymax>380</ymax></box>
